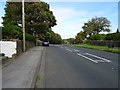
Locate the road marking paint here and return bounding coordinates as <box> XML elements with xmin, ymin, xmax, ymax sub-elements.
<box><xmin>66</xmin><ymin>49</ymin><xmax>73</xmax><ymax>52</ymax></box>
<box><xmin>77</xmin><ymin>53</ymin><xmax>98</xmax><ymax>63</ymax></box>
<box><xmin>85</xmin><ymin>53</ymin><xmax>111</xmax><ymax>63</ymax></box>
<box><xmin>95</xmin><ymin>60</ymin><xmax>107</xmax><ymax>62</ymax></box>
<box><xmin>73</xmin><ymin>49</ymin><xmax>79</xmax><ymax>52</ymax></box>
<box><xmin>112</xmin><ymin>68</ymin><xmax>114</xmax><ymax>69</ymax></box>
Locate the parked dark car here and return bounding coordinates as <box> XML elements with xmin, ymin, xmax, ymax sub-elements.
<box><xmin>42</xmin><ymin>40</ymin><xmax>49</xmax><ymax>46</ymax></box>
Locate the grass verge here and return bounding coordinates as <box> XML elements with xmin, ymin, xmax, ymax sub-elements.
<box><xmin>67</xmin><ymin>44</ymin><xmax>120</xmax><ymax>53</ymax></box>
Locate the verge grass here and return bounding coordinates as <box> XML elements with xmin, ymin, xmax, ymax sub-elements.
<box><xmin>67</xmin><ymin>44</ymin><xmax>120</xmax><ymax>53</ymax></box>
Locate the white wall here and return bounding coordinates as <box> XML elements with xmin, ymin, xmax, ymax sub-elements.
<box><xmin>0</xmin><ymin>41</ymin><xmax>17</xmax><ymax>58</ymax></box>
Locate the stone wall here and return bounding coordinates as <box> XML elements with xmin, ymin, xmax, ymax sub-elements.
<box><xmin>16</xmin><ymin>40</ymin><xmax>35</xmax><ymax>56</ymax></box>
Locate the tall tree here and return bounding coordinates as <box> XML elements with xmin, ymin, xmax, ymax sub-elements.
<box><xmin>82</xmin><ymin>17</ymin><xmax>111</xmax><ymax>38</ymax></box>
<box><xmin>49</xmin><ymin>31</ymin><xmax>62</xmax><ymax>44</ymax></box>
<box><xmin>2</xmin><ymin>1</ymin><xmax>57</xmax><ymax>39</ymax></box>
<box><xmin>116</xmin><ymin>28</ymin><xmax>120</xmax><ymax>33</ymax></box>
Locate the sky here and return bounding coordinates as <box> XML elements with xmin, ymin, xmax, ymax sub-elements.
<box><xmin>48</xmin><ymin>2</ymin><xmax>118</xmax><ymax>39</ymax></box>
<box><xmin>0</xmin><ymin>1</ymin><xmax>119</xmax><ymax>39</ymax></box>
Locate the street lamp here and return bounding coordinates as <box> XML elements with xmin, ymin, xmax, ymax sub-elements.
<box><xmin>22</xmin><ymin>0</ymin><xmax>26</xmax><ymax>52</ymax></box>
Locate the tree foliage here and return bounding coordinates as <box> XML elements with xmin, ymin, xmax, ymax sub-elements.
<box><xmin>105</xmin><ymin>33</ymin><xmax>120</xmax><ymax>41</ymax></box>
<box><xmin>116</xmin><ymin>28</ymin><xmax>120</xmax><ymax>33</ymax></box>
<box><xmin>90</xmin><ymin>34</ymin><xmax>106</xmax><ymax>40</ymax></box>
<box><xmin>2</xmin><ymin>24</ymin><xmax>22</xmax><ymax>39</ymax></box>
<box><xmin>19</xmin><ymin>33</ymin><xmax>35</xmax><ymax>41</ymax></box>
<box><xmin>67</xmin><ymin>38</ymin><xmax>75</xmax><ymax>44</ymax></box>
<box><xmin>2</xmin><ymin>1</ymin><xmax>57</xmax><ymax>41</ymax></box>
<box><xmin>75</xmin><ymin>31</ymin><xmax>85</xmax><ymax>44</ymax></box>
<box><xmin>82</xmin><ymin>17</ymin><xmax>111</xmax><ymax>38</ymax></box>
<box><xmin>49</xmin><ymin>31</ymin><xmax>62</xmax><ymax>44</ymax></box>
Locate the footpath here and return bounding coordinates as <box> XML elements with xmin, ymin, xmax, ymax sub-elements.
<box><xmin>2</xmin><ymin>46</ymin><xmax>44</xmax><ymax>88</ymax></box>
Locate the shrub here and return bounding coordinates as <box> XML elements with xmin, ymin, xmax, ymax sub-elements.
<box><xmin>19</xmin><ymin>33</ymin><xmax>35</xmax><ymax>41</ymax></box>
<box><xmin>113</xmin><ymin>33</ymin><xmax>120</xmax><ymax>41</ymax></box>
<box><xmin>90</xmin><ymin>34</ymin><xmax>106</xmax><ymax>40</ymax></box>
<box><xmin>105</xmin><ymin>33</ymin><xmax>120</xmax><ymax>41</ymax></box>
<box><xmin>2</xmin><ymin>24</ymin><xmax>22</xmax><ymax>39</ymax></box>
<box><xmin>83</xmin><ymin>39</ymin><xmax>90</xmax><ymax>44</ymax></box>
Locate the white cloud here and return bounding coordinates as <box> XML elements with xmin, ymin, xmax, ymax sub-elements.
<box><xmin>50</xmin><ymin>7</ymin><xmax>88</xmax><ymax>22</ymax></box>
<box><xmin>50</xmin><ymin>7</ymin><xmax>89</xmax><ymax>39</ymax></box>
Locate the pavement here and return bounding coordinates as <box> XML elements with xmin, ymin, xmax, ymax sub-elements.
<box><xmin>36</xmin><ymin>45</ymin><xmax>118</xmax><ymax>88</ymax></box>
<box><xmin>2</xmin><ymin>46</ymin><xmax>44</xmax><ymax>88</ymax></box>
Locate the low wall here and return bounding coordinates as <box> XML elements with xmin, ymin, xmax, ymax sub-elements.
<box><xmin>1</xmin><ymin>39</ymin><xmax>35</xmax><ymax>58</ymax></box>
<box><xmin>17</xmin><ymin>40</ymin><xmax>35</xmax><ymax>56</ymax></box>
<box><xmin>0</xmin><ymin>40</ymin><xmax>17</xmax><ymax>58</ymax></box>
<box><xmin>90</xmin><ymin>40</ymin><xmax>120</xmax><ymax>47</ymax></box>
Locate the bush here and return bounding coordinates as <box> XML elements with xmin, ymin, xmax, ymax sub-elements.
<box><xmin>105</xmin><ymin>33</ymin><xmax>120</xmax><ymax>41</ymax></box>
<box><xmin>90</xmin><ymin>34</ymin><xmax>106</xmax><ymax>40</ymax></box>
<box><xmin>19</xmin><ymin>33</ymin><xmax>35</xmax><ymax>41</ymax></box>
<box><xmin>112</xmin><ymin>33</ymin><xmax>120</xmax><ymax>41</ymax></box>
<box><xmin>2</xmin><ymin>24</ymin><xmax>22</xmax><ymax>39</ymax></box>
<box><xmin>83</xmin><ymin>39</ymin><xmax>90</xmax><ymax>44</ymax></box>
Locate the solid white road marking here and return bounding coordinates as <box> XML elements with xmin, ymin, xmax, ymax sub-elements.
<box><xmin>77</xmin><ymin>53</ymin><xmax>98</xmax><ymax>63</ymax></box>
<box><xmin>95</xmin><ymin>60</ymin><xmax>106</xmax><ymax>62</ymax></box>
<box><xmin>85</xmin><ymin>53</ymin><xmax>111</xmax><ymax>63</ymax></box>
<box><xmin>62</xmin><ymin>47</ymin><xmax>111</xmax><ymax>63</ymax></box>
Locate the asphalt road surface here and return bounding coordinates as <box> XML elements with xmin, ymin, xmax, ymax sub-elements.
<box><xmin>37</xmin><ymin>45</ymin><xmax>118</xmax><ymax>88</ymax></box>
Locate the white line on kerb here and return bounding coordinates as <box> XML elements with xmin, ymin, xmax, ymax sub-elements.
<box><xmin>77</xmin><ymin>53</ymin><xmax>98</xmax><ymax>63</ymax></box>
<box><xmin>66</xmin><ymin>49</ymin><xmax>73</xmax><ymax>52</ymax></box>
<box><xmin>85</xmin><ymin>53</ymin><xmax>111</xmax><ymax>63</ymax></box>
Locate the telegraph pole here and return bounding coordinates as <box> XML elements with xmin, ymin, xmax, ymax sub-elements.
<box><xmin>22</xmin><ymin>0</ymin><xmax>26</xmax><ymax>52</ymax></box>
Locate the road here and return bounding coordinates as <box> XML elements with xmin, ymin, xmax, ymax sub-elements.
<box><xmin>36</xmin><ymin>45</ymin><xmax>118</xmax><ymax>88</ymax></box>
<box><xmin>2</xmin><ymin>45</ymin><xmax>118</xmax><ymax>88</ymax></box>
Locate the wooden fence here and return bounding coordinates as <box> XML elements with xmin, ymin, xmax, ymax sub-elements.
<box><xmin>89</xmin><ymin>40</ymin><xmax>120</xmax><ymax>47</ymax></box>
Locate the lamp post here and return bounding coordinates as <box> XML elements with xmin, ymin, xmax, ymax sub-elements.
<box><xmin>22</xmin><ymin>0</ymin><xmax>26</xmax><ymax>52</ymax></box>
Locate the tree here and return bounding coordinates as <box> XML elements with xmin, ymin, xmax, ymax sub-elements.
<box><xmin>90</xmin><ymin>34</ymin><xmax>106</xmax><ymax>40</ymax></box>
<box><xmin>25</xmin><ymin>2</ymin><xmax>57</xmax><ymax>34</ymax></box>
<box><xmin>67</xmin><ymin>38</ymin><xmax>75</xmax><ymax>44</ymax></box>
<box><xmin>75</xmin><ymin>31</ymin><xmax>85</xmax><ymax>44</ymax></box>
<box><xmin>116</xmin><ymin>28</ymin><xmax>120</xmax><ymax>33</ymax></box>
<box><xmin>2</xmin><ymin>24</ymin><xmax>22</xmax><ymax>39</ymax></box>
<box><xmin>105</xmin><ymin>33</ymin><xmax>120</xmax><ymax>41</ymax></box>
<box><xmin>82</xmin><ymin>17</ymin><xmax>111</xmax><ymax>38</ymax></box>
<box><xmin>2</xmin><ymin>1</ymin><xmax>57</xmax><ymax>40</ymax></box>
<box><xmin>49</xmin><ymin>31</ymin><xmax>62</xmax><ymax>44</ymax></box>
